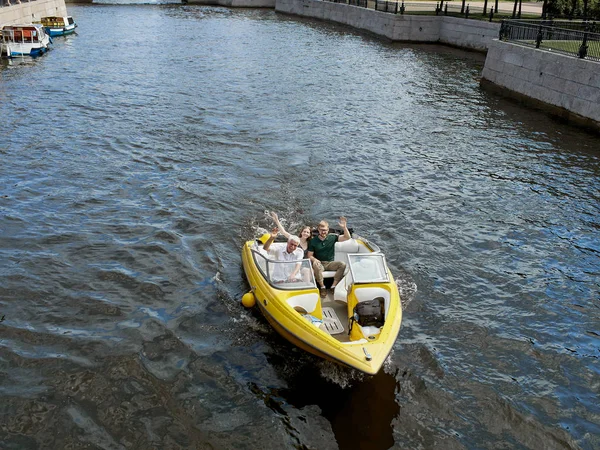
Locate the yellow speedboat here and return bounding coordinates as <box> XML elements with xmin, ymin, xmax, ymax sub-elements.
<box><xmin>241</xmin><ymin>234</ymin><xmax>402</xmax><ymax>375</ymax></box>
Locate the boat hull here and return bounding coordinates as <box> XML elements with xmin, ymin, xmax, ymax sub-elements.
<box><xmin>1</xmin><ymin>44</ymin><xmax>49</xmax><ymax>57</ymax></box>
<box><xmin>45</xmin><ymin>24</ymin><xmax>77</xmax><ymax>37</ymax></box>
<box><xmin>242</xmin><ymin>240</ymin><xmax>402</xmax><ymax>375</ymax></box>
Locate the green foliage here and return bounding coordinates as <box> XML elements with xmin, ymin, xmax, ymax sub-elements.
<box><xmin>545</xmin><ymin>0</ymin><xmax>600</xmax><ymax>18</ymax></box>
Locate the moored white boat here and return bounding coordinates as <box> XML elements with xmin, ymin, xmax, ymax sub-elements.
<box><xmin>0</xmin><ymin>24</ymin><xmax>51</xmax><ymax>58</ymax></box>
<box><xmin>41</xmin><ymin>16</ymin><xmax>77</xmax><ymax>37</ymax></box>
<box><xmin>241</xmin><ymin>232</ymin><xmax>403</xmax><ymax>375</ymax></box>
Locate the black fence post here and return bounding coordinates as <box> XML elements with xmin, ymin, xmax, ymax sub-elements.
<box><xmin>499</xmin><ymin>19</ymin><xmax>506</xmax><ymax>39</ymax></box>
<box><xmin>461</xmin><ymin>0</ymin><xmax>466</xmax><ymax>14</ymax></box>
<box><xmin>579</xmin><ymin>32</ymin><xmax>589</xmax><ymax>58</ymax></box>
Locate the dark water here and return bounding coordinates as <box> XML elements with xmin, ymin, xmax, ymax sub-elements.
<box><xmin>1</xmin><ymin>4</ymin><xmax>599</xmax><ymax>449</ymax></box>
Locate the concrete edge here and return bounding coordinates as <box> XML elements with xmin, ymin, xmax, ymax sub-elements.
<box><xmin>480</xmin><ymin>78</ymin><xmax>600</xmax><ymax>135</ymax></box>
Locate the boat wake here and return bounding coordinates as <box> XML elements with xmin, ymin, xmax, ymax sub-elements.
<box><xmin>396</xmin><ymin>276</ymin><xmax>417</xmax><ymax>311</ymax></box>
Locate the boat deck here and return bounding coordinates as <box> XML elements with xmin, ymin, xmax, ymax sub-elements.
<box><xmin>321</xmin><ymin>295</ymin><xmax>351</xmax><ymax>343</ymax></box>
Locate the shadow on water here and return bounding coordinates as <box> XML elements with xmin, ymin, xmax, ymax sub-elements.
<box><xmin>255</xmin><ymin>349</ymin><xmax>401</xmax><ymax>450</ymax></box>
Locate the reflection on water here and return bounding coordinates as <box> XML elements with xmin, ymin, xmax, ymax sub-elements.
<box><xmin>259</xmin><ymin>350</ymin><xmax>401</xmax><ymax>450</ymax></box>
<box><xmin>1</xmin><ymin>3</ymin><xmax>599</xmax><ymax>450</ymax></box>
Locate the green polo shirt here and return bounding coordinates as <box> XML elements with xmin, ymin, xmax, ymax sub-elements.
<box><xmin>308</xmin><ymin>234</ymin><xmax>339</xmax><ymax>262</ymax></box>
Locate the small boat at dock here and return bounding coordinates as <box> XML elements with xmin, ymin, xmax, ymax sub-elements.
<box><xmin>41</xmin><ymin>16</ymin><xmax>77</xmax><ymax>37</ymax></box>
<box><xmin>0</xmin><ymin>24</ymin><xmax>51</xmax><ymax>58</ymax></box>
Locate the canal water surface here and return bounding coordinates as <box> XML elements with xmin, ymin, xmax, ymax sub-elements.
<box><xmin>0</xmin><ymin>4</ymin><xmax>598</xmax><ymax>449</ymax></box>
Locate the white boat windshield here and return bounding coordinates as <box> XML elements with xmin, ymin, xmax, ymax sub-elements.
<box><xmin>252</xmin><ymin>250</ymin><xmax>316</xmax><ymax>290</ymax></box>
<box><xmin>347</xmin><ymin>254</ymin><xmax>389</xmax><ymax>283</ymax></box>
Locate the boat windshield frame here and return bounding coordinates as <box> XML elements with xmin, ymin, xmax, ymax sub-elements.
<box><xmin>355</xmin><ymin>236</ymin><xmax>381</xmax><ymax>253</ymax></box>
<box><xmin>251</xmin><ymin>249</ymin><xmax>317</xmax><ymax>291</ymax></box>
<box><xmin>347</xmin><ymin>253</ymin><xmax>390</xmax><ymax>284</ymax></box>
<box><xmin>1</xmin><ymin>26</ymin><xmax>42</xmax><ymax>43</ymax></box>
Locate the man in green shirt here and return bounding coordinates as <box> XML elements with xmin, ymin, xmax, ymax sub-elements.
<box><xmin>307</xmin><ymin>216</ymin><xmax>351</xmax><ymax>298</ymax></box>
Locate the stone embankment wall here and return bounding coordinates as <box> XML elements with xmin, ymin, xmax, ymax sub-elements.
<box><xmin>187</xmin><ymin>0</ymin><xmax>275</xmax><ymax>6</ymax></box>
<box><xmin>482</xmin><ymin>40</ymin><xmax>600</xmax><ymax>130</ymax></box>
<box><xmin>276</xmin><ymin>0</ymin><xmax>599</xmax><ymax>131</ymax></box>
<box><xmin>64</xmin><ymin>0</ymin><xmax>274</xmax><ymax>6</ymax></box>
<box><xmin>438</xmin><ymin>15</ymin><xmax>499</xmax><ymax>49</ymax></box>
<box><xmin>276</xmin><ymin>0</ymin><xmax>499</xmax><ymax>50</ymax></box>
<box><xmin>0</xmin><ymin>0</ymin><xmax>67</xmax><ymax>25</ymax></box>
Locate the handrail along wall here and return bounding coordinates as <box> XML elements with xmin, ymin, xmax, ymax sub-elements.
<box><xmin>499</xmin><ymin>19</ymin><xmax>600</xmax><ymax>61</ymax></box>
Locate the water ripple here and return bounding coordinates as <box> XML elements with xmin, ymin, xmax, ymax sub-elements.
<box><xmin>1</xmin><ymin>4</ymin><xmax>599</xmax><ymax>450</ymax></box>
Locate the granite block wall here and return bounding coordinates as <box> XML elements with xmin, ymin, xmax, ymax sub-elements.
<box><xmin>482</xmin><ymin>39</ymin><xmax>600</xmax><ymax>126</ymax></box>
<box><xmin>0</xmin><ymin>0</ymin><xmax>67</xmax><ymax>25</ymax></box>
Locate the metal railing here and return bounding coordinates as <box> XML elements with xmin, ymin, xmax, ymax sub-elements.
<box><xmin>500</xmin><ymin>19</ymin><xmax>600</xmax><ymax>61</ymax></box>
<box><xmin>324</xmin><ymin>0</ymin><xmax>518</xmax><ymax>21</ymax></box>
<box><xmin>327</xmin><ymin>0</ymin><xmax>452</xmax><ymax>16</ymax></box>
<box><xmin>504</xmin><ymin>19</ymin><xmax>599</xmax><ymax>32</ymax></box>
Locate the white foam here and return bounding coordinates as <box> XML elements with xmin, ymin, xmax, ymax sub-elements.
<box><xmin>317</xmin><ymin>360</ymin><xmax>366</xmax><ymax>388</ymax></box>
<box><xmin>396</xmin><ymin>278</ymin><xmax>417</xmax><ymax>310</ymax></box>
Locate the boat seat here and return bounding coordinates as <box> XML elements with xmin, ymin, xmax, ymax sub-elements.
<box><xmin>333</xmin><ymin>261</ymin><xmax>388</xmax><ymax>304</ymax></box>
<box><xmin>286</xmin><ymin>293</ymin><xmax>319</xmax><ymax>314</ymax></box>
<box><xmin>322</xmin><ymin>238</ymin><xmax>361</xmax><ymax>279</ymax></box>
<box><xmin>357</xmin><ymin>325</ymin><xmax>381</xmax><ymax>338</ymax></box>
<box><xmin>333</xmin><ymin>271</ymin><xmax>353</xmax><ymax>303</ymax></box>
<box><xmin>354</xmin><ymin>287</ymin><xmax>390</xmax><ymax>311</ymax></box>
<box><xmin>352</xmin><ymin>287</ymin><xmax>391</xmax><ymax>338</ymax></box>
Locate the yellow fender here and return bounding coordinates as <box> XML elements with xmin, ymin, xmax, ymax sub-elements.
<box><xmin>242</xmin><ymin>292</ymin><xmax>256</xmax><ymax>308</ymax></box>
